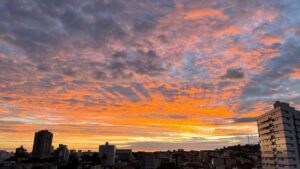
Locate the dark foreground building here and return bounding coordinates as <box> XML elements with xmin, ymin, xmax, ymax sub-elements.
<box><xmin>32</xmin><ymin>130</ymin><xmax>53</xmax><ymax>159</ymax></box>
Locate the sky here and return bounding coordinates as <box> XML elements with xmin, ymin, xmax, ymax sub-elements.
<box><xmin>0</xmin><ymin>0</ymin><xmax>300</xmax><ymax>152</ymax></box>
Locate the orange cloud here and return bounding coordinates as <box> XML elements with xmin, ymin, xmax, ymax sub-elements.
<box><xmin>289</xmin><ymin>68</ymin><xmax>300</xmax><ymax>79</ymax></box>
<box><xmin>215</xmin><ymin>26</ymin><xmax>241</xmax><ymax>37</ymax></box>
<box><xmin>255</xmin><ymin>34</ymin><xmax>282</xmax><ymax>45</ymax></box>
<box><xmin>185</xmin><ymin>8</ymin><xmax>227</xmax><ymax>20</ymax></box>
<box><xmin>1</xmin><ymin>0</ymin><xmax>294</xmax><ymax>152</ymax></box>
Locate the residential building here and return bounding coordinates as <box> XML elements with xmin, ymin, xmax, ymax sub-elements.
<box><xmin>0</xmin><ymin>151</ymin><xmax>11</xmax><ymax>164</ymax></box>
<box><xmin>257</xmin><ymin>101</ymin><xmax>300</xmax><ymax>169</ymax></box>
<box><xmin>211</xmin><ymin>158</ymin><xmax>225</xmax><ymax>169</ymax></box>
<box><xmin>116</xmin><ymin>149</ymin><xmax>134</xmax><ymax>161</ymax></box>
<box><xmin>99</xmin><ymin>142</ymin><xmax>116</xmax><ymax>168</ymax></box>
<box><xmin>55</xmin><ymin>144</ymin><xmax>70</xmax><ymax>163</ymax></box>
<box><xmin>143</xmin><ymin>153</ymin><xmax>160</xmax><ymax>169</ymax></box>
<box><xmin>15</xmin><ymin>145</ymin><xmax>27</xmax><ymax>157</ymax></box>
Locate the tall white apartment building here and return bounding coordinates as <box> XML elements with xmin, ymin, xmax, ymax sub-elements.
<box><xmin>257</xmin><ymin>101</ymin><xmax>300</xmax><ymax>169</ymax></box>
<box><xmin>99</xmin><ymin>142</ymin><xmax>116</xmax><ymax>168</ymax></box>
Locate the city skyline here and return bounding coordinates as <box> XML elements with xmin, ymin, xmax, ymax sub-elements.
<box><xmin>0</xmin><ymin>102</ymin><xmax>288</xmax><ymax>153</ymax></box>
<box><xmin>1</xmin><ymin>129</ymin><xmax>257</xmax><ymax>153</ymax></box>
<box><xmin>1</xmin><ymin>0</ymin><xmax>300</xmax><ymax>152</ymax></box>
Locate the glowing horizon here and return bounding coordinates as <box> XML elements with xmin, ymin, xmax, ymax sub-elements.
<box><xmin>0</xmin><ymin>0</ymin><xmax>300</xmax><ymax>152</ymax></box>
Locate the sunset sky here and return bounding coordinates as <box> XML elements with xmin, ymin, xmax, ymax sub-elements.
<box><xmin>1</xmin><ymin>0</ymin><xmax>300</xmax><ymax>152</ymax></box>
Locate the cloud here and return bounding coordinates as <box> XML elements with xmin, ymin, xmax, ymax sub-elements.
<box><xmin>230</xmin><ymin>117</ymin><xmax>256</xmax><ymax>124</ymax></box>
<box><xmin>289</xmin><ymin>68</ymin><xmax>300</xmax><ymax>79</ymax></box>
<box><xmin>1</xmin><ymin>97</ymin><xmax>16</xmax><ymax>101</ymax></box>
<box><xmin>91</xmin><ymin>49</ymin><xmax>167</xmax><ymax>80</ymax></box>
<box><xmin>142</xmin><ymin>114</ymin><xmax>188</xmax><ymax>119</ymax></box>
<box><xmin>104</xmin><ymin>85</ymin><xmax>142</xmax><ymax>102</ymax></box>
<box><xmin>221</xmin><ymin>68</ymin><xmax>245</xmax><ymax>79</ymax></box>
<box><xmin>0</xmin><ymin>0</ymin><xmax>300</xmax><ymax>151</ymax></box>
<box><xmin>185</xmin><ymin>8</ymin><xmax>226</xmax><ymax>21</ymax></box>
<box><xmin>241</xmin><ymin>39</ymin><xmax>300</xmax><ymax>99</ymax></box>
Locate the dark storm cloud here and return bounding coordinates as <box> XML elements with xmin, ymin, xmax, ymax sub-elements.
<box><xmin>221</xmin><ymin>68</ymin><xmax>245</xmax><ymax>79</ymax></box>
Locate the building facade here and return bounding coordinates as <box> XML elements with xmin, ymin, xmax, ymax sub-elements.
<box><xmin>32</xmin><ymin>130</ymin><xmax>53</xmax><ymax>159</ymax></box>
<box><xmin>99</xmin><ymin>142</ymin><xmax>116</xmax><ymax>168</ymax></box>
<box><xmin>257</xmin><ymin>101</ymin><xmax>300</xmax><ymax>169</ymax></box>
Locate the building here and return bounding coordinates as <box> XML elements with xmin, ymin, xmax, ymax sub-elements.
<box><xmin>225</xmin><ymin>158</ymin><xmax>237</xmax><ymax>168</ymax></box>
<box><xmin>32</xmin><ymin>130</ymin><xmax>53</xmax><ymax>159</ymax></box>
<box><xmin>15</xmin><ymin>145</ymin><xmax>29</xmax><ymax>161</ymax></box>
<box><xmin>143</xmin><ymin>153</ymin><xmax>160</xmax><ymax>169</ymax></box>
<box><xmin>257</xmin><ymin>101</ymin><xmax>300</xmax><ymax>169</ymax></box>
<box><xmin>211</xmin><ymin>158</ymin><xmax>225</xmax><ymax>169</ymax></box>
<box><xmin>116</xmin><ymin>149</ymin><xmax>134</xmax><ymax>161</ymax></box>
<box><xmin>0</xmin><ymin>151</ymin><xmax>12</xmax><ymax>164</ymax></box>
<box><xmin>99</xmin><ymin>142</ymin><xmax>116</xmax><ymax>168</ymax></box>
<box><xmin>15</xmin><ymin>145</ymin><xmax>27</xmax><ymax>156</ymax></box>
<box><xmin>55</xmin><ymin>144</ymin><xmax>70</xmax><ymax>163</ymax></box>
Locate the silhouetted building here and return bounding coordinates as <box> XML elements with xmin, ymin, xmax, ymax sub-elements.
<box><xmin>211</xmin><ymin>158</ymin><xmax>225</xmax><ymax>169</ymax></box>
<box><xmin>55</xmin><ymin>144</ymin><xmax>70</xmax><ymax>163</ymax></box>
<box><xmin>99</xmin><ymin>142</ymin><xmax>116</xmax><ymax>168</ymax></box>
<box><xmin>16</xmin><ymin>145</ymin><xmax>27</xmax><ymax>156</ymax></box>
<box><xmin>257</xmin><ymin>101</ymin><xmax>300</xmax><ymax>169</ymax></box>
<box><xmin>144</xmin><ymin>153</ymin><xmax>160</xmax><ymax>169</ymax></box>
<box><xmin>15</xmin><ymin>145</ymin><xmax>29</xmax><ymax>160</ymax></box>
<box><xmin>116</xmin><ymin>149</ymin><xmax>134</xmax><ymax>161</ymax></box>
<box><xmin>0</xmin><ymin>151</ymin><xmax>11</xmax><ymax>164</ymax></box>
<box><xmin>32</xmin><ymin>130</ymin><xmax>53</xmax><ymax>159</ymax></box>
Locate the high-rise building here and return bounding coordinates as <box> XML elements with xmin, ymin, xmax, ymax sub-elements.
<box><xmin>99</xmin><ymin>142</ymin><xmax>116</xmax><ymax>168</ymax></box>
<box><xmin>257</xmin><ymin>101</ymin><xmax>300</xmax><ymax>169</ymax></box>
<box><xmin>32</xmin><ymin>130</ymin><xmax>53</xmax><ymax>159</ymax></box>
